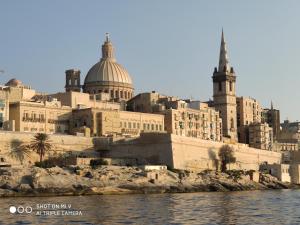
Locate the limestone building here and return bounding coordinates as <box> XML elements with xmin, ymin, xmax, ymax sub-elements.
<box><xmin>1</xmin><ymin>79</ymin><xmax>36</xmax><ymax>103</ymax></box>
<box><xmin>236</xmin><ymin>96</ymin><xmax>262</xmax><ymax>143</ymax></box>
<box><xmin>261</xmin><ymin>102</ymin><xmax>280</xmax><ymax>140</ymax></box>
<box><xmin>162</xmin><ymin>102</ymin><xmax>222</xmax><ymax>141</ymax></box>
<box><xmin>281</xmin><ymin>120</ymin><xmax>300</xmax><ymax>133</ymax></box>
<box><xmin>127</xmin><ymin>92</ymin><xmax>223</xmax><ymax>141</ymax></box>
<box><xmin>71</xmin><ymin>108</ymin><xmax>164</xmax><ymax>137</ymax></box>
<box><xmin>212</xmin><ymin>31</ymin><xmax>237</xmax><ymax>142</ymax></box>
<box><xmin>9</xmin><ymin>99</ymin><xmax>72</xmax><ymax>134</ymax></box>
<box><xmin>82</xmin><ymin>34</ymin><xmax>134</xmax><ymax>101</ymax></box>
<box><xmin>0</xmin><ymin>87</ymin><xmax>10</xmax><ymax>129</ymax></box>
<box><xmin>249</xmin><ymin>122</ymin><xmax>273</xmax><ymax>150</ymax></box>
<box><xmin>49</xmin><ymin>91</ymin><xmax>121</xmax><ymax>110</ymax></box>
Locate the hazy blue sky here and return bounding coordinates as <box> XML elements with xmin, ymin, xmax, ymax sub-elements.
<box><xmin>0</xmin><ymin>1</ymin><xmax>299</xmax><ymax>121</ymax></box>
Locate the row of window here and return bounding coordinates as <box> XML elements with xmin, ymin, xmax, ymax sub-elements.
<box><xmin>87</xmin><ymin>89</ymin><xmax>133</xmax><ymax>99</ymax></box>
<box><xmin>23</xmin><ymin>126</ymin><xmax>67</xmax><ymax>133</ymax></box>
<box><xmin>175</xmin><ymin>112</ymin><xmax>219</xmax><ymax>122</ymax></box>
<box><xmin>23</xmin><ymin>113</ymin><xmax>45</xmax><ymax>120</ymax></box>
<box><xmin>175</xmin><ymin>130</ymin><xmax>220</xmax><ymax>140</ymax></box>
<box><xmin>175</xmin><ymin>121</ymin><xmax>221</xmax><ymax>130</ymax></box>
<box><xmin>120</xmin><ymin>121</ymin><xmax>163</xmax><ymax>131</ymax></box>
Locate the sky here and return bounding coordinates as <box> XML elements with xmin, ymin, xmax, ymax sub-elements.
<box><xmin>0</xmin><ymin>0</ymin><xmax>299</xmax><ymax>121</ymax></box>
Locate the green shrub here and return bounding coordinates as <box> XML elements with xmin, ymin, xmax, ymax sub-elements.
<box><xmin>34</xmin><ymin>156</ymin><xmax>66</xmax><ymax>168</ymax></box>
<box><xmin>90</xmin><ymin>158</ymin><xmax>108</xmax><ymax>169</ymax></box>
<box><xmin>226</xmin><ymin>170</ymin><xmax>245</xmax><ymax>181</ymax></box>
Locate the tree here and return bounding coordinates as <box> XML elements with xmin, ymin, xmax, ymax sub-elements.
<box><xmin>218</xmin><ymin>145</ymin><xmax>236</xmax><ymax>172</ymax></box>
<box><xmin>28</xmin><ymin>133</ymin><xmax>52</xmax><ymax>162</ymax></box>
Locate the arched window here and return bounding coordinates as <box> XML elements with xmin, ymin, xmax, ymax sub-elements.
<box><xmin>218</xmin><ymin>82</ymin><xmax>222</xmax><ymax>91</ymax></box>
<box><xmin>124</xmin><ymin>91</ymin><xmax>127</xmax><ymax>99</ymax></box>
<box><xmin>229</xmin><ymin>81</ymin><xmax>233</xmax><ymax>91</ymax></box>
<box><xmin>74</xmin><ymin>79</ymin><xmax>77</xmax><ymax>86</ymax></box>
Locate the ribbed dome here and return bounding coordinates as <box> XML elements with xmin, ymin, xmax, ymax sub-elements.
<box><xmin>84</xmin><ymin>34</ymin><xmax>133</xmax><ymax>87</ymax></box>
<box><xmin>84</xmin><ymin>60</ymin><xmax>132</xmax><ymax>85</ymax></box>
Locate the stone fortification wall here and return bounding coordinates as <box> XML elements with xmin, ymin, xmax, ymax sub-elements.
<box><xmin>106</xmin><ymin>133</ymin><xmax>174</xmax><ymax>167</ymax></box>
<box><xmin>0</xmin><ymin>131</ymin><xmax>98</xmax><ymax>165</ymax></box>
<box><xmin>0</xmin><ymin>131</ymin><xmax>282</xmax><ymax>171</ymax></box>
<box><xmin>108</xmin><ymin>133</ymin><xmax>282</xmax><ymax>171</ymax></box>
<box><xmin>170</xmin><ymin>135</ymin><xmax>281</xmax><ymax>171</ymax></box>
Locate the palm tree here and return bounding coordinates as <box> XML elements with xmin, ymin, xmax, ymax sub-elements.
<box><xmin>29</xmin><ymin>133</ymin><xmax>52</xmax><ymax>162</ymax></box>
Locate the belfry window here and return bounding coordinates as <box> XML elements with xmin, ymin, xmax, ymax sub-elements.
<box><xmin>229</xmin><ymin>81</ymin><xmax>233</xmax><ymax>91</ymax></box>
<box><xmin>218</xmin><ymin>82</ymin><xmax>222</xmax><ymax>91</ymax></box>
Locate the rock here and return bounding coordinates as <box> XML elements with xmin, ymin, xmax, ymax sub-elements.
<box><xmin>17</xmin><ymin>183</ymin><xmax>32</xmax><ymax>191</ymax></box>
<box><xmin>84</xmin><ymin>171</ymin><xmax>93</xmax><ymax>178</ymax></box>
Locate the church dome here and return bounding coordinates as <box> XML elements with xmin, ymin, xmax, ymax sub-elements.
<box><xmin>83</xmin><ymin>33</ymin><xmax>134</xmax><ymax>100</ymax></box>
<box><xmin>84</xmin><ymin>60</ymin><xmax>132</xmax><ymax>85</ymax></box>
<box><xmin>5</xmin><ymin>78</ymin><xmax>23</xmax><ymax>87</ymax></box>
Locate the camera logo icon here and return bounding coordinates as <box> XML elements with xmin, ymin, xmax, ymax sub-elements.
<box><xmin>9</xmin><ymin>206</ymin><xmax>32</xmax><ymax>214</ymax></box>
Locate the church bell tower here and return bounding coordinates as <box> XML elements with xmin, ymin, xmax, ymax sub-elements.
<box><xmin>212</xmin><ymin>30</ymin><xmax>237</xmax><ymax>141</ymax></box>
<box><xmin>65</xmin><ymin>69</ymin><xmax>81</xmax><ymax>92</ymax></box>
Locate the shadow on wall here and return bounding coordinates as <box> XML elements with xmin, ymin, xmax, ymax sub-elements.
<box><xmin>8</xmin><ymin>139</ymin><xmax>32</xmax><ymax>165</ymax></box>
<box><xmin>208</xmin><ymin>147</ymin><xmax>219</xmax><ymax>171</ymax></box>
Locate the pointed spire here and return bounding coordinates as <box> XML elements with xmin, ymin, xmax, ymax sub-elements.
<box><xmin>218</xmin><ymin>29</ymin><xmax>230</xmax><ymax>72</ymax></box>
<box><xmin>101</xmin><ymin>33</ymin><xmax>116</xmax><ymax>62</ymax></box>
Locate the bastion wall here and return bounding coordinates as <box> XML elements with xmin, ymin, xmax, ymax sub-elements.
<box><xmin>107</xmin><ymin>133</ymin><xmax>282</xmax><ymax>171</ymax></box>
<box><xmin>0</xmin><ymin>131</ymin><xmax>282</xmax><ymax>171</ymax></box>
<box><xmin>0</xmin><ymin>131</ymin><xmax>98</xmax><ymax>165</ymax></box>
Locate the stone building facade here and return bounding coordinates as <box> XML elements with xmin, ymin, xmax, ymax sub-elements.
<box><xmin>162</xmin><ymin>105</ymin><xmax>222</xmax><ymax>141</ymax></box>
<box><xmin>236</xmin><ymin>96</ymin><xmax>262</xmax><ymax>143</ymax></box>
<box><xmin>9</xmin><ymin>100</ymin><xmax>72</xmax><ymax>134</ymax></box>
<box><xmin>71</xmin><ymin>108</ymin><xmax>164</xmax><ymax>137</ymax></box>
<box><xmin>281</xmin><ymin>120</ymin><xmax>300</xmax><ymax>133</ymax></box>
<box><xmin>261</xmin><ymin>102</ymin><xmax>280</xmax><ymax>140</ymax></box>
<box><xmin>49</xmin><ymin>91</ymin><xmax>121</xmax><ymax>110</ymax></box>
<box><xmin>127</xmin><ymin>92</ymin><xmax>223</xmax><ymax>141</ymax></box>
<box><xmin>0</xmin><ymin>87</ymin><xmax>10</xmax><ymax>129</ymax></box>
<box><xmin>249</xmin><ymin>122</ymin><xmax>273</xmax><ymax>150</ymax></box>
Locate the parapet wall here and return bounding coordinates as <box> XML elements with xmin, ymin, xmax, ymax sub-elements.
<box><xmin>108</xmin><ymin>133</ymin><xmax>282</xmax><ymax>171</ymax></box>
<box><xmin>0</xmin><ymin>131</ymin><xmax>98</xmax><ymax>165</ymax></box>
<box><xmin>0</xmin><ymin>131</ymin><xmax>283</xmax><ymax>171</ymax></box>
<box><xmin>170</xmin><ymin>135</ymin><xmax>281</xmax><ymax>171</ymax></box>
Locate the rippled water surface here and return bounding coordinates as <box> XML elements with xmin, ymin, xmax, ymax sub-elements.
<box><xmin>1</xmin><ymin>190</ymin><xmax>300</xmax><ymax>224</ymax></box>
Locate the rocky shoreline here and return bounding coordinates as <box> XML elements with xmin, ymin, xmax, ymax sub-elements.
<box><xmin>0</xmin><ymin>165</ymin><xmax>297</xmax><ymax>197</ymax></box>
